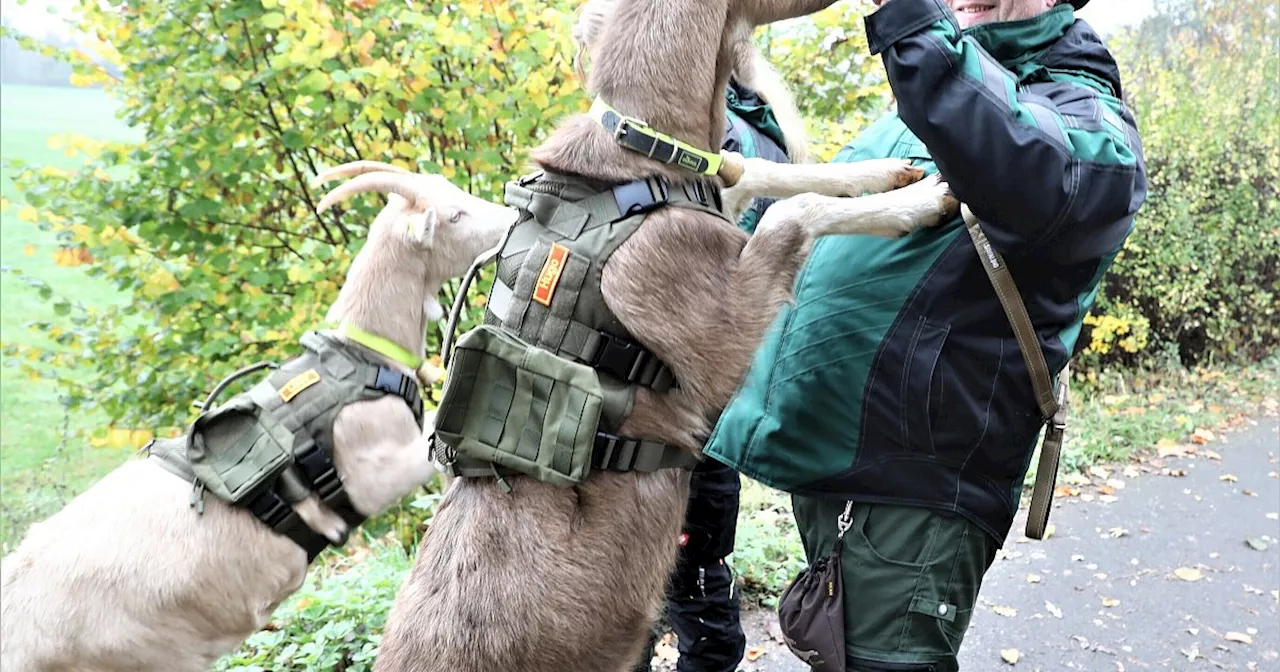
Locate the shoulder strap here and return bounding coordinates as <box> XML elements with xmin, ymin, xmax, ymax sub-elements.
<box><xmin>961</xmin><ymin>205</ymin><xmax>1070</xmax><ymax>541</ymax></box>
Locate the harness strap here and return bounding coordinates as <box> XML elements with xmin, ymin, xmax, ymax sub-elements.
<box><xmin>447</xmin><ymin>431</ymin><xmax>699</xmax><ymax>480</ymax></box>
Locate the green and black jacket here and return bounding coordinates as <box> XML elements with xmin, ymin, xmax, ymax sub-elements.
<box><xmin>706</xmin><ymin>0</ymin><xmax>1148</xmax><ymax>544</ymax></box>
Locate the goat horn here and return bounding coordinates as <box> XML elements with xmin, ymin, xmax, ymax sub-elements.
<box><xmin>313</xmin><ymin>160</ymin><xmax>411</xmax><ymax>185</ymax></box>
<box><xmin>316</xmin><ymin>172</ymin><xmax>430</xmax><ymax>213</ymax></box>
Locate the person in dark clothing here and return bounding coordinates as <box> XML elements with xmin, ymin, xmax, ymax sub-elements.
<box><xmin>707</xmin><ymin>1</ymin><xmax>1149</xmax><ymax>669</ymax></box>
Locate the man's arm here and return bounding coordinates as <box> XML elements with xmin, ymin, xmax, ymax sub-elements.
<box><xmin>866</xmin><ymin>0</ymin><xmax>1144</xmax><ymax>255</ymax></box>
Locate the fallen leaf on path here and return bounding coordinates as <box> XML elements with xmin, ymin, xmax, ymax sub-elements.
<box><xmin>1109</xmin><ymin>527</ymin><xmax>1129</xmax><ymax>538</ymax></box>
<box><xmin>1090</xmin><ymin>465</ymin><xmax>1112</xmax><ymax>479</ymax></box>
<box><xmin>1266</xmin><ymin>512</ymin><xmax>1279</xmax><ymax>521</ymax></box>
<box><xmin>1159</xmin><ymin>444</ymin><xmax>1192</xmax><ymax>458</ymax></box>
<box><xmin>1123</xmin><ymin>465</ymin><xmax>1141</xmax><ymax>479</ymax></box>
<box><xmin>1099</xmin><ymin>495</ymin><xmax>1119</xmax><ymax>504</ymax></box>
<box><xmin>1102</xmin><ymin>597</ymin><xmax>1120</xmax><ymax>607</ymax></box>
<box><xmin>1064</xmin><ymin>472</ymin><xmax>1091</xmax><ymax>485</ymax></box>
<box><xmin>1046</xmin><ymin>600</ymin><xmax>1063</xmax><ymax>618</ymax></box>
<box><xmin>1055</xmin><ymin>484</ymin><xmax>1081</xmax><ymax>497</ymax></box>
<box><xmin>1044</xmin><ymin>524</ymin><xmax>1056</xmax><ymax>539</ymax></box>
<box><xmin>745</xmin><ymin>646</ymin><xmax>766</xmax><ymax>661</ymax></box>
<box><xmin>1098</xmin><ymin>484</ymin><xmax>1116</xmax><ymax>496</ymax></box>
<box><xmin>1220</xmin><ymin>474</ymin><xmax>1238</xmax><ymax>482</ymax></box>
<box><xmin>992</xmin><ymin>605</ymin><xmax>1018</xmax><ymax>617</ymax></box>
<box><xmin>1191</xmin><ymin>428</ymin><xmax>1215</xmax><ymax>444</ymax></box>
<box><xmin>1225</xmin><ymin>632</ymin><xmax>1254</xmax><ymax>645</ymax></box>
<box><xmin>1188</xmin><ymin>628</ymin><xmax>1201</xmax><ymax>635</ymax></box>
<box><xmin>1000</xmin><ymin>648</ymin><xmax>1021</xmax><ymax>665</ymax></box>
<box><xmin>1204</xmin><ymin>450</ymin><xmax>1223</xmax><ymax>460</ymax></box>
<box><xmin>1026</xmin><ymin>573</ymin><xmax>1042</xmax><ymax>583</ymax></box>
<box><xmin>1071</xmin><ymin>554</ymin><xmax>1086</xmax><ymax>562</ymax></box>
<box><xmin>1246</xmin><ymin>537</ymin><xmax>1269</xmax><ymax>551</ymax></box>
<box><xmin>1244</xmin><ymin>489</ymin><xmax>1257</xmax><ymax>497</ymax></box>
<box><xmin>1106</xmin><ymin>478</ymin><xmax>1127</xmax><ymax>490</ymax></box>
<box><xmin>1272</xmin><ymin>590</ymin><xmax>1279</xmax><ymax>603</ymax></box>
<box><xmin>1174</xmin><ymin>567</ymin><xmax>1203</xmax><ymax>582</ymax></box>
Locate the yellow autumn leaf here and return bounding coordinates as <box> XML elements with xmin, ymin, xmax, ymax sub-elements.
<box><xmin>17</xmin><ymin>205</ymin><xmax>39</xmax><ymax>223</ymax></box>
<box><xmin>1000</xmin><ymin>648</ymin><xmax>1020</xmax><ymax>665</ymax></box>
<box><xmin>991</xmin><ymin>605</ymin><xmax>1017</xmax><ymax>617</ymax></box>
<box><xmin>1174</xmin><ymin>567</ymin><xmax>1203</xmax><ymax>581</ymax></box>
<box><xmin>23</xmin><ymin>244</ymin><xmax>36</xmax><ymax>257</ymax></box>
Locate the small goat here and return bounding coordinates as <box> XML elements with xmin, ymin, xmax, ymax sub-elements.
<box><xmin>371</xmin><ymin>1</ymin><xmax>955</xmax><ymax>671</ymax></box>
<box><xmin>0</xmin><ymin>163</ymin><xmax>511</xmax><ymax>672</ymax></box>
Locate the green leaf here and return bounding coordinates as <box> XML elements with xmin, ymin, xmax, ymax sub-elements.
<box><xmin>260</xmin><ymin>12</ymin><xmax>285</xmax><ymax>29</ymax></box>
<box><xmin>297</xmin><ymin>70</ymin><xmax>331</xmax><ymax>94</ymax></box>
<box><xmin>218</xmin><ymin>75</ymin><xmax>242</xmax><ymax>91</ymax></box>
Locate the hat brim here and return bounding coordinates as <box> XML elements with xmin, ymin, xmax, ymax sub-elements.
<box><xmin>1070</xmin><ymin>0</ymin><xmax>1089</xmax><ymax>8</ymax></box>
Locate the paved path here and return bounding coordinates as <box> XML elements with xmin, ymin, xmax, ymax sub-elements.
<box><xmin>660</xmin><ymin>417</ymin><xmax>1280</xmax><ymax>671</ymax></box>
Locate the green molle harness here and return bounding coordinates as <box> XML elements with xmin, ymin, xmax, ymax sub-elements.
<box><xmin>146</xmin><ymin>330</ymin><xmax>424</xmax><ymax>562</ymax></box>
<box><xmin>432</xmin><ymin>168</ymin><xmax>729</xmax><ymax>490</ymax></box>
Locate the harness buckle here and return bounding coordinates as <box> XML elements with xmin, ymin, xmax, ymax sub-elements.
<box><xmin>247</xmin><ymin>488</ymin><xmax>293</xmax><ymax>529</ymax></box>
<box><xmin>589</xmin><ymin>331</ymin><xmax>651</xmax><ymax>383</ymax></box>
<box><xmin>594</xmin><ymin>432</ymin><xmax>640</xmax><ymax>472</ymax></box>
<box><xmin>295</xmin><ymin>443</ymin><xmax>343</xmax><ymax>500</ymax></box>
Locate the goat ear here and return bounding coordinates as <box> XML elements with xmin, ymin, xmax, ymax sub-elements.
<box><xmin>407</xmin><ymin>207</ymin><xmax>438</xmax><ymax>246</ymax></box>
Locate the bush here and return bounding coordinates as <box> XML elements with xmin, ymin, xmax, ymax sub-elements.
<box><xmin>214</xmin><ymin>540</ymin><xmax>412</xmax><ymax>671</ymax></box>
<box><xmin>3</xmin><ymin>0</ymin><xmax>587</xmax><ymax>438</ymax></box>
<box><xmin>1077</xmin><ymin>0</ymin><xmax>1279</xmax><ymax>372</ymax></box>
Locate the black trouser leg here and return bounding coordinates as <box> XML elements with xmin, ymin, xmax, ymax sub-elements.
<box><xmin>631</xmin><ymin>459</ymin><xmax>745</xmax><ymax>672</ymax></box>
<box><xmin>668</xmin><ymin>458</ymin><xmax>746</xmax><ymax>672</ymax></box>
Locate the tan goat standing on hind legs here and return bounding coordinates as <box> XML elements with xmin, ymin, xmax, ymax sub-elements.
<box><xmin>370</xmin><ymin>1</ymin><xmax>957</xmax><ymax>671</ymax></box>
<box><xmin>0</xmin><ymin>165</ymin><xmax>512</xmax><ymax>672</ymax></box>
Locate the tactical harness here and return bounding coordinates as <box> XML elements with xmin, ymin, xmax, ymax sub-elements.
<box><xmin>431</xmin><ymin>114</ymin><xmax>735</xmax><ymax>490</ymax></box>
<box><xmin>146</xmin><ymin>329</ymin><xmax>425</xmax><ymax>562</ymax></box>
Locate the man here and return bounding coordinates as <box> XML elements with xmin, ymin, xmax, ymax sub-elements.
<box><xmin>705</xmin><ymin>0</ymin><xmax>1147</xmax><ymax>670</ymax></box>
<box><xmin>570</xmin><ymin>3</ymin><xmax>804</xmax><ymax>671</ymax></box>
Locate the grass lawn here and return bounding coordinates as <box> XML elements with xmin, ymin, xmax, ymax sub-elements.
<box><xmin>0</xmin><ymin>83</ymin><xmax>143</xmax><ymax>550</ymax></box>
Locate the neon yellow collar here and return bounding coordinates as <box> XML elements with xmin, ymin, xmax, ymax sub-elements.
<box><xmin>331</xmin><ymin>321</ymin><xmax>424</xmax><ymax>372</ymax></box>
<box><xmin>588</xmin><ymin>97</ymin><xmax>724</xmax><ymax>176</ymax></box>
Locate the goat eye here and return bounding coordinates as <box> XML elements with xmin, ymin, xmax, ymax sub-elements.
<box><xmin>449</xmin><ymin>210</ymin><xmax>464</xmax><ymax>224</ymax></box>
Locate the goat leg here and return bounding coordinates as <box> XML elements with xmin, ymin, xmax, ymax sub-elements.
<box><xmin>722</xmin><ymin>156</ymin><xmax>925</xmax><ymax>222</ymax></box>
<box><xmin>756</xmin><ymin>173</ymin><xmax>959</xmax><ymax>244</ymax></box>
<box><xmin>601</xmin><ymin>207</ymin><xmax>810</xmax><ymax>416</ymax></box>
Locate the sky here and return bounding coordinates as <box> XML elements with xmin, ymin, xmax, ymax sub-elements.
<box><xmin>3</xmin><ymin>0</ymin><xmax>1157</xmax><ymax>41</ymax></box>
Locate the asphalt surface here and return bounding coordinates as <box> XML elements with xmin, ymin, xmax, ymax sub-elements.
<box><xmin>657</xmin><ymin>417</ymin><xmax>1280</xmax><ymax>672</ymax></box>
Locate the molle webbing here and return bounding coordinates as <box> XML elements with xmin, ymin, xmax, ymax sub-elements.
<box><xmin>433</xmin><ymin>170</ymin><xmax>725</xmax><ymax>486</ymax></box>
<box><xmin>484</xmin><ymin>171</ymin><xmax>727</xmax><ymax>399</ymax></box>
<box><xmin>147</xmin><ymin>330</ymin><xmax>425</xmax><ymax>563</ymax></box>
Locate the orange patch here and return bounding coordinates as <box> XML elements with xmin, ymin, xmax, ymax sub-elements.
<box><xmin>532</xmin><ymin>243</ymin><xmax>570</xmax><ymax>307</ymax></box>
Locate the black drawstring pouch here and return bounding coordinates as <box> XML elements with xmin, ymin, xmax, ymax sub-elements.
<box><xmin>776</xmin><ymin>501</ymin><xmax>852</xmax><ymax>672</ymax></box>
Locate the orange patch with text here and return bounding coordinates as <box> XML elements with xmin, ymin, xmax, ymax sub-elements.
<box><xmin>532</xmin><ymin>243</ymin><xmax>570</xmax><ymax>307</ymax></box>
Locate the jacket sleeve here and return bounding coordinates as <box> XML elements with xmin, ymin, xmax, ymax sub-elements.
<box><xmin>865</xmin><ymin>0</ymin><xmax>1144</xmax><ymax>255</ymax></box>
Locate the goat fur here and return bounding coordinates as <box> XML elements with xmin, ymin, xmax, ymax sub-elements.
<box><xmin>0</xmin><ymin>169</ymin><xmax>513</xmax><ymax>672</ymax></box>
<box><xmin>372</xmin><ymin>2</ymin><xmax>956</xmax><ymax>671</ymax></box>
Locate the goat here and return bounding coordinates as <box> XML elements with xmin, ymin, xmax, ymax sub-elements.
<box><xmin>0</xmin><ymin>163</ymin><xmax>511</xmax><ymax>672</ymax></box>
<box><xmin>369</xmin><ymin>2</ymin><xmax>956</xmax><ymax>671</ymax></box>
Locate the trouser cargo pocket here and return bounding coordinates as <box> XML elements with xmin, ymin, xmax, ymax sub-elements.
<box><xmin>792</xmin><ymin>497</ymin><xmax>999</xmax><ymax>672</ymax></box>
